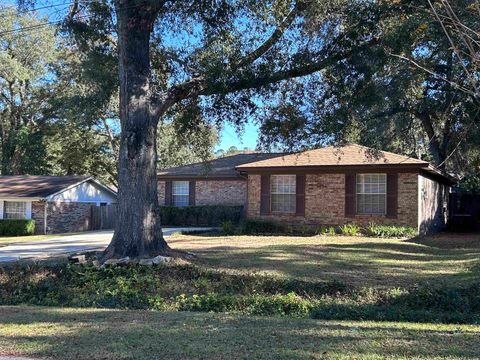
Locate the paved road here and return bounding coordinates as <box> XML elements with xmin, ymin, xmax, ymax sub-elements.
<box><xmin>0</xmin><ymin>228</ymin><xmax>212</xmax><ymax>263</ymax></box>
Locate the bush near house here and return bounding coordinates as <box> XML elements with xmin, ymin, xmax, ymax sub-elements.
<box><xmin>365</xmin><ymin>223</ymin><xmax>418</xmax><ymax>238</ymax></box>
<box><xmin>0</xmin><ymin>219</ymin><xmax>35</xmax><ymax>236</ymax></box>
<box><xmin>160</xmin><ymin>205</ymin><xmax>243</xmax><ymax>226</ymax></box>
<box><xmin>239</xmin><ymin>219</ymin><xmax>288</xmax><ymax>234</ymax></box>
<box><xmin>238</xmin><ymin>219</ymin><xmax>417</xmax><ymax>238</ymax></box>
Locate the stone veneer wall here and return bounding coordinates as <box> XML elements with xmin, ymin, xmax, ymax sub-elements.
<box><xmin>418</xmin><ymin>175</ymin><xmax>449</xmax><ymax>235</ymax></box>
<box><xmin>31</xmin><ymin>201</ymin><xmax>46</xmax><ymax>235</ymax></box>
<box><xmin>158</xmin><ymin>179</ymin><xmax>247</xmax><ymax>206</ymax></box>
<box><xmin>46</xmin><ymin>202</ymin><xmax>94</xmax><ymax>234</ymax></box>
<box><xmin>247</xmin><ymin>172</ymin><xmax>419</xmax><ymax>228</ymax></box>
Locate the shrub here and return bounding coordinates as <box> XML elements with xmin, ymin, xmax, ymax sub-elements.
<box><xmin>221</xmin><ymin>221</ymin><xmax>234</xmax><ymax>235</ymax></box>
<box><xmin>366</xmin><ymin>223</ymin><xmax>417</xmax><ymax>238</ymax></box>
<box><xmin>0</xmin><ymin>219</ymin><xmax>35</xmax><ymax>236</ymax></box>
<box><xmin>160</xmin><ymin>205</ymin><xmax>243</xmax><ymax>226</ymax></box>
<box><xmin>316</xmin><ymin>226</ymin><xmax>337</xmax><ymax>236</ymax></box>
<box><xmin>299</xmin><ymin>225</ymin><xmax>314</xmax><ymax>235</ymax></box>
<box><xmin>239</xmin><ymin>219</ymin><xmax>287</xmax><ymax>234</ymax></box>
<box><xmin>339</xmin><ymin>223</ymin><xmax>361</xmax><ymax>236</ymax></box>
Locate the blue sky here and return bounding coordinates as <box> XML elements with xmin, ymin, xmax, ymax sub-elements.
<box><xmin>217</xmin><ymin>120</ymin><xmax>259</xmax><ymax>151</ymax></box>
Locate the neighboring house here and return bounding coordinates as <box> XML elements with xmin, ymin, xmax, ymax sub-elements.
<box><xmin>0</xmin><ymin>176</ymin><xmax>117</xmax><ymax>234</ymax></box>
<box><xmin>158</xmin><ymin>144</ymin><xmax>455</xmax><ymax>234</ymax></box>
<box><xmin>157</xmin><ymin>153</ymin><xmax>281</xmax><ymax>206</ymax></box>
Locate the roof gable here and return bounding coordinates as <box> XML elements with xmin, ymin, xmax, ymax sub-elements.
<box><xmin>157</xmin><ymin>153</ymin><xmax>283</xmax><ymax>178</ymax></box>
<box><xmin>0</xmin><ymin>176</ymin><xmax>114</xmax><ymax>199</ymax></box>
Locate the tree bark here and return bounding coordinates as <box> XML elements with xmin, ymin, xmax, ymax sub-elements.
<box><xmin>103</xmin><ymin>1</ymin><xmax>169</xmax><ymax>260</ymax></box>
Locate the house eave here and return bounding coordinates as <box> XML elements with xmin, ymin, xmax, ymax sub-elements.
<box><xmin>157</xmin><ymin>174</ymin><xmax>245</xmax><ymax>181</ymax></box>
<box><xmin>0</xmin><ymin>197</ymin><xmax>44</xmax><ymax>201</ymax></box>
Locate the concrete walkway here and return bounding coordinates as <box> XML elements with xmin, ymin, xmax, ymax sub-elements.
<box><xmin>0</xmin><ymin>227</ymin><xmax>212</xmax><ymax>263</ymax></box>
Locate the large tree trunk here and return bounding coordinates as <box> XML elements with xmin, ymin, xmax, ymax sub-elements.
<box><xmin>103</xmin><ymin>1</ymin><xmax>169</xmax><ymax>260</ymax></box>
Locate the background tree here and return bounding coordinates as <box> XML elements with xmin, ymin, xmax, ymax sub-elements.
<box><xmin>157</xmin><ymin>122</ymin><xmax>218</xmax><ymax>169</ymax></box>
<box><xmin>0</xmin><ymin>8</ymin><xmax>58</xmax><ymax>174</ymax></box>
<box><xmin>259</xmin><ymin>0</ymin><xmax>479</xmax><ymax>174</ymax></box>
<box><xmin>214</xmin><ymin>146</ymin><xmax>253</xmax><ymax>158</ymax></box>
<box><xmin>0</xmin><ymin>6</ymin><xmax>120</xmax><ymax>183</ymax></box>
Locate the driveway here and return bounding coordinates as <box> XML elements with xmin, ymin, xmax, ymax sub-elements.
<box><xmin>0</xmin><ymin>227</ymin><xmax>212</xmax><ymax>263</ymax></box>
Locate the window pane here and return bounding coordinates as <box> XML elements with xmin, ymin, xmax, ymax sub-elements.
<box><xmin>271</xmin><ymin>194</ymin><xmax>296</xmax><ymax>213</ymax></box>
<box><xmin>172</xmin><ymin>181</ymin><xmax>189</xmax><ymax>195</ymax></box>
<box><xmin>271</xmin><ymin>175</ymin><xmax>296</xmax><ymax>213</ymax></box>
<box><xmin>356</xmin><ymin>174</ymin><xmax>387</xmax><ymax>215</ymax></box>
<box><xmin>4</xmin><ymin>201</ymin><xmax>26</xmax><ymax>219</ymax></box>
<box><xmin>173</xmin><ymin>195</ymin><xmax>189</xmax><ymax>207</ymax></box>
<box><xmin>172</xmin><ymin>181</ymin><xmax>189</xmax><ymax>206</ymax></box>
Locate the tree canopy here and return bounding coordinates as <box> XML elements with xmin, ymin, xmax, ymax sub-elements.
<box><xmin>58</xmin><ymin>0</ymin><xmax>479</xmax><ymax>175</ymax></box>
<box><xmin>258</xmin><ymin>0</ymin><xmax>479</xmax><ymax>173</ymax></box>
<box><xmin>0</xmin><ymin>4</ymin><xmax>219</xmax><ymax>184</ymax></box>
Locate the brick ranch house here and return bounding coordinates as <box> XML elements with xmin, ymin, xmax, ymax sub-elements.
<box><xmin>158</xmin><ymin>144</ymin><xmax>456</xmax><ymax>234</ymax></box>
<box><xmin>0</xmin><ymin>176</ymin><xmax>117</xmax><ymax>234</ymax></box>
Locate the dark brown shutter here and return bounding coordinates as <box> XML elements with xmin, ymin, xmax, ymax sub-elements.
<box><xmin>165</xmin><ymin>181</ymin><xmax>172</xmax><ymax>206</ymax></box>
<box><xmin>189</xmin><ymin>181</ymin><xmax>196</xmax><ymax>206</ymax></box>
<box><xmin>296</xmin><ymin>174</ymin><xmax>306</xmax><ymax>216</ymax></box>
<box><xmin>260</xmin><ymin>175</ymin><xmax>271</xmax><ymax>215</ymax></box>
<box><xmin>386</xmin><ymin>173</ymin><xmax>398</xmax><ymax>218</ymax></box>
<box><xmin>345</xmin><ymin>174</ymin><xmax>356</xmax><ymax>217</ymax></box>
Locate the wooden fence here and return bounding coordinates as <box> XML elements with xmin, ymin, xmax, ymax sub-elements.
<box><xmin>448</xmin><ymin>193</ymin><xmax>480</xmax><ymax>231</ymax></box>
<box><xmin>90</xmin><ymin>204</ymin><xmax>117</xmax><ymax>230</ymax></box>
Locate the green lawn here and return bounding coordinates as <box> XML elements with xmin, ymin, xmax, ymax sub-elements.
<box><xmin>1</xmin><ymin>306</ymin><xmax>479</xmax><ymax>360</ymax></box>
<box><xmin>169</xmin><ymin>232</ymin><xmax>480</xmax><ymax>288</ymax></box>
<box><xmin>1</xmin><ymin>232</ymin><xmax>479</xmax><ymax>359</ymax></box>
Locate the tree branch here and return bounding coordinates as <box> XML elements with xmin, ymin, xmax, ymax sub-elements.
<box><xmin>152</xmin><ymin>38</ymin><xmax>368</xmax><ymax>121</ymax></box>
<box><xmin>201</xmin><ymin>49</ymin><xmax>355</xmax><ymax>96</ymax></box>
<box><xmin>229</xmin><ymin>0</ymin><xmax>307</xmax><ymax>70</ymax></box>
<box><xmin>388</xmin><ymin>52</ymin><xmax>476</xmax><ymax>97</ymax></box>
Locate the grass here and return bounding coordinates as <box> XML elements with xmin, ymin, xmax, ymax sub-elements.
<box><xmin>1</xmin><ymin>232</ymin><xmax>479</xmax><ymax>359</ymax></box>
<box><xmin>167</xmin><ymin>232</ymin><xmax>480</xmax><ymax>288</ymax></box>
<box><xmin>1</xmin><ymin>306</ymin><xmax>480</xmax><ymax>360</ymax></box>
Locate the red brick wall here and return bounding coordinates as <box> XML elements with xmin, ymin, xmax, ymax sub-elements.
<box><xmin>247</xmin><ymin>173</ymin><xmax>419</xmax><ymax>228</ymax></box>
<box><xmin>46</xmin><ymin>202</ymin><xmax>94</xmax><ymax>234</ymax></box>
<box><xmin>195</xmin><ymin>180</ymin><xmax>246</xmax><ymax>205</ymax></box>
<box><xmin>158</xmin><ymin>179</ymin><xmax>246</xmax><ymax>206</ymax></box>
<box><xmin>418</xmin><ymin>175</ymin><xmax>449</xmax><ymax>234</ymax></box>
<box><xmin>31</xmin><ymin>201</ymin><xmax>46</xmax><ymax>235</ymax></box>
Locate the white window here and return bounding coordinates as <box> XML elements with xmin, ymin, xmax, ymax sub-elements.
<box><xmin>172</xmin><ymin>181</ymin><xmax>189</xmax><ymax>207</ymax></box>
<box><xmin>271</xmin><ymin>175</ymin><xmax>296</xmax><ymax>213</ymax></box>
<box><xmin>356</xmin><ymin>174</ymin><xmax>387</xmax><ymax>215</ymax></box>
<box><xmin>4</xmin><ymin>201</ymin><xmax>27</xmax><ymax>219</ymax></box>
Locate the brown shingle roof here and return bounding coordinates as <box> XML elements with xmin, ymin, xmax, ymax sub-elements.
<box><xmin>236</xmin><ymin>144</ymin><xmax>428</xmax><ymax>169</ymax></box>
<box><xmin>157</xmin><ymin>153</ymin><xmax>283</xmax><ymax>178</ymax></box>
<box><xmin>0</xmin><ymin>176</ymin><xmax>91</xmax><ymax>198</ymax></box>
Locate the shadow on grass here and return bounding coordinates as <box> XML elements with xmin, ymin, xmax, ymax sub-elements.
<box><xmin>0</xmin><ymin>306</ymin><xmax>479</xmax><ymax>360</ymax></box>
<box><xmin>186</xmin><ymin>241</ymin><xmax>479</xmax><ymax>287</ymax></box>
<box><xmin>407</xmin><ymin>232</ymin><xmax>480</xmax><ymax>249</ymax></box>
